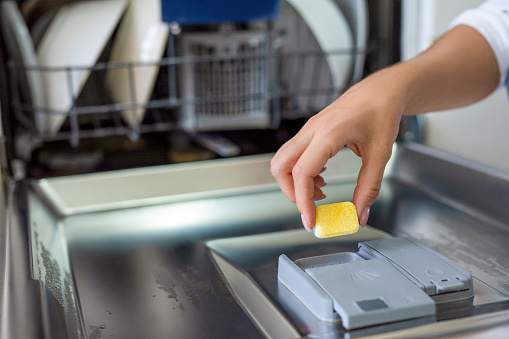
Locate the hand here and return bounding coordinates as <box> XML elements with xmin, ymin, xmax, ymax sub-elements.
<box><xmin>271</xmin><ymin>24</ymin><xmax>499</xmax><ymax>232</ymax></box>
<box><xmin>270</xmin><ymin>67</ymin><xmax>408</xmax><ymax>230</ymax></box>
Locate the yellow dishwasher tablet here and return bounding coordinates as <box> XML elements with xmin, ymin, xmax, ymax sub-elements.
<box><xmin>313</xmin><ymin>202</ymin><xmax>359</xmax><ymax>239</ymax></box>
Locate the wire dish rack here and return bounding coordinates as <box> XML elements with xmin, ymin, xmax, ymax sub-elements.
<box><xmin>6</xmin><ymin>26</ymin><xmax>366</xmax><ymax>158</ymax></box>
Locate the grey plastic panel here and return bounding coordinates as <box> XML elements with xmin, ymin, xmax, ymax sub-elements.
<box><xmin>277</xmin><ymin>237</ymin><xmax>475</xmax><ymax>330</ymax></box>
<box><xmin>306</xmin><ymin>258</ymin><xmax>436</xmax><ymax>329</ymax></box>
<box><xmin>359</xmin><ymin>238</ymin><xmax>472</xmax><ymax>296</ymax></box>
<box><xmin>277</xmin><ymin>255</ymin><xmax>336</xmax><ymax>321</ymax></box>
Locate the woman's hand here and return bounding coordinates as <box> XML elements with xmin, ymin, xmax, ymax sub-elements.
<box><xmin>270</xmin><ymin>66</ymin><xmax>410</xmax><ymax>230</ymax></box>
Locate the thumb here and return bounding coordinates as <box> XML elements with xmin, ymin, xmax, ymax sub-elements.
<box><xmin>352</xmin><ymin>150</ymin><xmax>390</xmax><ymax>226</ymax></box>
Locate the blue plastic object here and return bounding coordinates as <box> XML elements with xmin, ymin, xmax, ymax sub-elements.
<box><xmin>161</xmin><ymin>0</ymin><xmax>280</xmax><ymax>25</ymax></box>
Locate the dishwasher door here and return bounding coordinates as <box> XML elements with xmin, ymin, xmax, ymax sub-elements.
<box><xmin>3</xmin><ymin>143</ymin><xmax>509</xmax><ymax>339</ymax></box>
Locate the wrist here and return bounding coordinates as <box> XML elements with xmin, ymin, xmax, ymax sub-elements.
<box><xmin>377</xmin><ymin>61</ymin><xmax>423</xmax><ymax>116</ymax></box>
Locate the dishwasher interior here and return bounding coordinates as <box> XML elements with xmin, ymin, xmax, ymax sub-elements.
<box><xmin>0</xmin><ymin>0</ymin><xmax>402</xmax><ymax>179</ymax></box>
<box><xmin>2</xmin><ymin>1</ymin><xmax>509</xmax><ymax>339</ymax></box>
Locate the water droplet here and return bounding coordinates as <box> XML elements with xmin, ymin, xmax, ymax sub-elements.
<box><xmin>100</xmin><ymin>325</ymin><xmax>106</xmax><ymax>329</ymax></box>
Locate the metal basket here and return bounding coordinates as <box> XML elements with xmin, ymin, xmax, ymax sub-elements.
<box><xmin>178</xmin><ymin>30</ymin><xmax>271</xmax><ymax>132</ymax></box>
<box><xmin>6</xmin><ymin>27</ymin><xmax>364</xmax><ymax>158</ymax></box>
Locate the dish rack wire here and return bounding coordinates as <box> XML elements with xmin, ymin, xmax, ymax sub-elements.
<box><xmin>6</xmin><ymin>28</ymin><xmax>367</xmax><ymax>159</ymax></box>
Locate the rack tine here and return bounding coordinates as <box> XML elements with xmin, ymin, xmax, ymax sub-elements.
<box><xmin>6</xmin><ymin>24</ymin><xmax>366</xmax><ymax>155</ymax></box>
<box><xmin>66</xmin><ymin>66</ymin><xmax>80</xmax><ymax>147</ymax></box>
<box><xmin>125</xmin><ymin>62</ymin><xmax>138</xmax><ymax>141</ymax></box>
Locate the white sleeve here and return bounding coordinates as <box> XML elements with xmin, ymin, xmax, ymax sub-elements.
<box><xmin>450</xmin><ymin>0</ymin><xmax>509</xmax><ymax>86</ymax></box>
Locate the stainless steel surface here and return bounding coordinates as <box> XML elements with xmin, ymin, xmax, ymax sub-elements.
<box><xmin>363</xmin><ymin>309</ymin><xmax>509</xmax><ymax>339</ymax></box>
<box><xmin>2</xmin><ymin>181</ymin><xmax>76</xmax><ymax>339</ymax></box>
<box><xmin>61</xmin><ymin>188</ymin><xmax>305</xmax><ymax>338</ymax></box>
<box><xmin>3</xmin><ymin>142</ymin><xmax>509</xmax><ymax>338</ymax></box>
<box><xmin>28</xmin><ymin>186</ymin><xmax>83</xmax><ymax>338</ymax></box>
<box><xmin>33</xmin><ymin>149</ymin><xmax>361</xmax><ymax>216</ymax></box>
<box><xmin>0</xmin><ymin>178</ymin><xmax>7</xmax><ymax>338</ymax></box>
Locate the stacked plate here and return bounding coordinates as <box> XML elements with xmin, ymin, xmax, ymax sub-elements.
<box><xmin>3</xmin><ymin>0</ymin><xmax>169</xmax><ymax>135</ymax></box>
<box><xmin>276</xmin><ymin>0</ymin><xmax>367</xmax><ymax>117</ymax></box>
<box><xmin>36</xmin><ymin>0</ymin><xmax>127</xmax><ymax>134</ymax></box>
<box><xmin>105</xmin><ymin>0</ymin><xmax>169</xmax><ymax>129</ymax></box>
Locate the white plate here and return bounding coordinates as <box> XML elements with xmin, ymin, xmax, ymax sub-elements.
<box><xmin>105</xmin><ymin>0</ymin><xmax>169</xmax><ymax>128</ymax></box>
<box><xmin>0</xmin><ymin>1</ymin><xmax>47</xmax><ymax>131</ymax></box>
<box><xmin>276</xmin><ymin>2</ymin><xmax>328</xmax><ymax>115</ymax></box>
<box><xmin>37</xmin><ymin>0</ymin><xmax>127</xmax><ymax>134</ymax></box>
<box><xmin>288</xmin><ymin>0</ymin><xmax>353</xmax><ymax>94</ymax></box>
<box><xmin>335</xmin><ymin>0</ymin><xmax>368</xmax><ymax>83</ymax></box>
<box><xmin>281</xmin><ymin>0</ymin><xmax>353</xmax><ymax>115</ymax></box>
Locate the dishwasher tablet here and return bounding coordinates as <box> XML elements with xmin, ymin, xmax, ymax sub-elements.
<box><xmin>313</xmin><ymin>202</ymin><xmax>359</xmax><ymax>238</ymax></box>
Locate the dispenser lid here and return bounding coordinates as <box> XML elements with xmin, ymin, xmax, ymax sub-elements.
<box><xmin>358</xmin><ymin>237</ymin><xmax>472</xmax><ymax>296</ymax></box>
<box><xmin>306</xmin><ymin>258</ymin><xmax>435</xmax><ymax>329</ymax></box>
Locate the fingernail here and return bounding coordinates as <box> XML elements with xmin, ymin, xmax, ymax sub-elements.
<box><xmin>313</xmin><ymin>194</ymin><xmax>326</xmax><ymax>201</ymax></box>
<box><xmin>301</xmin><ymin>214</ymin><xmax>311</xmax><ymax>232</ymax></box>
<box><xmin>316</xmin><ymin>182</ymin><xmax>327</xmax><ymax>188</ymax></box>
<box><xmin>360</xmin><ymin>207</ymin><xmax>370</xmax><ymax>227</ymax></box>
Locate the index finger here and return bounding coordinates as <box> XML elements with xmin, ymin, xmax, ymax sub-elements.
<box><xmin>293</xmin><ymin>138</ymin><xmax>344</xmax><ymax>228</ymax></box>
<box><xmin>271</xmin><ymin>134</ymin><xmax>313</xmax><ymax>203</ymax></box>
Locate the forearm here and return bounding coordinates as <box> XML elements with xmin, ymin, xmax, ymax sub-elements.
<box><xmin>393</xmin><ymin>25</ymin><xmax>500</xmax><ymax>116</ymax></box>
